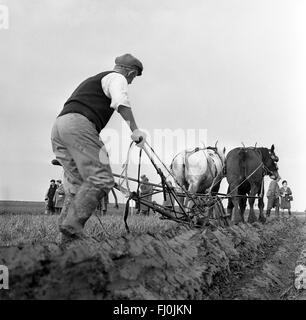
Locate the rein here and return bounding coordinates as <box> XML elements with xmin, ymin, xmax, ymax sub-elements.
<box><xmin>226</xmin><ymin>162</ymin><xmax>265</xmax><ymax>198</ymax></box>
<box><xmin>227</xmin><ymin>148</ymin><xmax>268</xmax><ymax>198</ymax></box>
<box><xmin>118</xmin><ymin>141</ymin><xmax>134</xmax><ymax>195</ymax></box>
<box><xmin>122</xmin><ymin>143</ymin><xmax>143</xmax><ymax>233</ymax></box>
<box><xmin>204</xmin><ymin>161</ymin><xmax>265</xmax><ymax>213</ymax></box>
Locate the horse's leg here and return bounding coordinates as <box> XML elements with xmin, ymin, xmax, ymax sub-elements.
<box><xmin>207</xmin><ymin>181</ymin><xmax>214</xmax><ymax>218</ymax></box>
<box><xmin>175</xmin><ymin>179</ymin><xmax>188</xmax><ymax>213</ymax></box>
<box><xmin>257</xmin><ymin>182</ymin><xmax>265</xmax><ymax>222</ymax></box>
<box><xmin>227</xmin><ymin>186</ymin><xmax>234</xmax><ymax>218</ymax></box>
<box><xmin>247</xmin><ymin>183</ymin><xmax>259</xmax><ymax>223</ymax></box>
<box><xmin>187</xmin><ymin>181</ymin><xmax>198</xmax><ymax>213</ymax></box>
<box><xmin>209</xmin><ymin>179</ymin><xmax>222</xmax><ymax>219</ymax></box>
<box><xmin>230</xmin><ymin>186</ymin><xmax>242</xmax><ymax>224</ymax></box>
<box><xmin>239</xmin><ymin>195</ymin><xmax>247</xmax><ymax>223</ymax></box>
<box><xmin>258</xmin><ymin>195</ymin><xmax>265</xmax><ymax>223</ymax></box>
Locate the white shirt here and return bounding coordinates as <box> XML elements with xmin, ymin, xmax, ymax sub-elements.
<box><xmin>101</xmin><ymin>72</ymin><xmax>131</xmax><ymax>111</ymax></box>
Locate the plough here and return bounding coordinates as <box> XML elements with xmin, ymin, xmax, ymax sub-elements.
<box><xmin>114</xmin><ymin>141</ymin><xmax>232</xmax><ymax>230</ymax></box>
<box><xmin>52</xmin><ymin>141</ymin><xmax>232</xmax><ymax>231</ymax></box>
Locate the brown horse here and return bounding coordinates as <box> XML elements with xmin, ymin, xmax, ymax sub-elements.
<box><xmin>226</xmin><ymin>145</ymin><xmax>279</xmax><ymax>224</ymax></box>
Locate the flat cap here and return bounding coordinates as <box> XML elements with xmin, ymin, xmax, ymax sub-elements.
<box><xmin>115</xmin><ymin>53</ymin><xmax>143</xmax><ymax>76</ymax></box>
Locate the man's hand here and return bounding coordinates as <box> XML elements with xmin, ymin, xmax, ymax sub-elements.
<box><xmin>131</xmin><ymin>129</ymin><xmax>147</xmax><ymax>148</ymax></box>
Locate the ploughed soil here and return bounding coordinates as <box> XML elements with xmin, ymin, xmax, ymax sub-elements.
<box><xmin>0</xmin><ymin>215</ymin><xmax>306</xmax><ymax>300</ymax></box>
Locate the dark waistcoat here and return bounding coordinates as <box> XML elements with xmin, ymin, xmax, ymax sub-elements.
<box><xmin>58</xmin><ymin>71</ymin><xmax>116</xmax><ymax>133</ymax></box>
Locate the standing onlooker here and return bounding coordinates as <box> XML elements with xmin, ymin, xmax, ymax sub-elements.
<box><xmin>163</xmin><ymin>181</ymin><xmax>175</xmax><ymax>209</ymax></box>
<box><xmin>111</xmin><ymin>188</ymin><xmax>119</xmax><ymax>209</ymax></box>
<box><xmin>53</xmin><ymin>180</ymin><xmax>65</xmax><ymax>214</ymax></box>
<box><xmin>280</xmin><ymin>180</ymin><xmax>293</xmax><ymax>217</ymax></box>
<box><xmin>138</xmin><ymin>175</ymin><xmax>153</xmax><ymax>216</ymax></box>
<box><xmin>266</xmin><ymin>177</ymin><xmax>281</xmax><ymax>217</ymax></box>
<box><xmin>97</xmin><ymin>193</ymin><xmax>109</xmax><ymax>216</ymax></box>
<box><xmin>96</xmin><ymin>188</ymin><xmax>118</xmax><ymax>216</ymax></box>
<box><xmin>45</xmin><ymin>179</ymin><xmax>57</xmax><ymax>215</ymax></box>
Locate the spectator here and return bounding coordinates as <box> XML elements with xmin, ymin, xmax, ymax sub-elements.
<box><xmin>45</xmin><ymin>179</ymin><xmax>57</xmax><ymax>215</ymax></box>
<box><xmin>280</xmin><ymin>180</ymin><xmax>293</xmax><ymax>217</ymax></box>
<box><xmin>97</xmin><ymin>193</ymin><xmax>109</xmax><ymax>216</ymax></box>
<box><xmin>266</xmin><ymin>177</ymin><xmax>281</xmax><ymax>218</ymax></box>
<box><xmin>111</xmin><ymin>188</ymin><xmax>119</xmax><ymax>209</ymax></box>
<box><xmin>163</xmin><ymin>181</ymin><xmax>175</xmax><ymax>209</ymax></box>
<box><xmin>96</xmin><ymin>188</ymin><xmax>119</xmax><ymax>216</ymax></box>
<box><xmin>53</xmin><ymin>180</ymin><xmax>65</xmax><ymax>214</ymax></box>
<box><xmin>138</xmin><ymin>175</ymin><xmax>153</xmax><ymax>216</ymax></box>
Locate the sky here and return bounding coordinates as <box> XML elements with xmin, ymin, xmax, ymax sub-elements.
<box><xmin>0</xmin><ymin>0</ymin><xmax>305</xmax><ymax>211</ymax></box>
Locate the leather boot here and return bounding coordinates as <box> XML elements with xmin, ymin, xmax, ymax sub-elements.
<box><xmin>60</xmin><ymin>181</ymin><xmax>106</xmax><ymax>237</ymax></box>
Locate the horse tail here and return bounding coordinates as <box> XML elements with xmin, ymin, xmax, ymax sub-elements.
<box><xmin>238</xmin><ymin>148</ymin><xmax>247</xmax><ymax>178</ymax></box>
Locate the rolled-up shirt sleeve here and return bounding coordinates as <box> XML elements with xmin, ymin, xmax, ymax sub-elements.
<box><xmin>101</xmin><ymin>73</ymin><xmax>131</xmax><ymax>111</ymax></box>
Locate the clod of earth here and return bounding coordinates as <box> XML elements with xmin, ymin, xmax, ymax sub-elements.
<box><xmin>0</xmin><ymin>217</ymin><xmax>305</xmax><ymax>300</ymax></box>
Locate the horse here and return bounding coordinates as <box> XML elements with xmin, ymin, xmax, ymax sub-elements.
<box><xmin>170</xmin><ymin>143</ymin><xmax>226</xmax><ymax>212</ymax></box>
<box><xmin>226</xmin><ymin>144</ymin><xmax>279</xmax><ymax>224</ymax></box>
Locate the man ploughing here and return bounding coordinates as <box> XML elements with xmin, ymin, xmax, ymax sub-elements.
<box><xmin>51</xmin><ymin>53</ymin><xmax>146</xmax><ymax>245</ymax></box>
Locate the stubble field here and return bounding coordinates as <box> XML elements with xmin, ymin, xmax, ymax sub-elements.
<box><xmin>0</xmin><ymin>201</ymin><xmax>306</xmax><ymax>300</ymax></box>
<box><xmin>0</xmin><ymin>201</ymin><xmax>176</xmax><ymax>246</ymax></box>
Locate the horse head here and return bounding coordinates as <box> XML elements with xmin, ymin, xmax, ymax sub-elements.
<box><xmin>261</xmin><ymin>144</ymin><xmax>279</xmax><ymax>179</ymax></box>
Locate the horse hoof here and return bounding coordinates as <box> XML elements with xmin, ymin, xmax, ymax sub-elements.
<box><xmin>232</xmin><ymin>218</ymin><xmax>242</xmax><ymax>225</ymax></box>
<box><xmin>227</xmin><ymin>220</ymin><xmax>234</xmax><ymax>227</ymax></box>
<box><xmin>247</xmin><ymin>216</ymin><xmax>257</xmax><ymax>224</ymax></box>
<box><xmin>258</xmin><ymin>216</ymin><xmax>266</xmax><ymax>224</ymax></box>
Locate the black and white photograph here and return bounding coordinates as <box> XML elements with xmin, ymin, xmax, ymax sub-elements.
<box><xmin>1</xmin><ymin>0</ymin><xmax>306</xmax><ymax>308</ymax></box>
